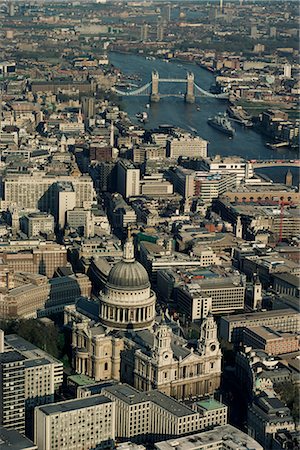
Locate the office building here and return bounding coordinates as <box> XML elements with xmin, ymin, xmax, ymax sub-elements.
<box><xmin>0</xmin><ymin>243</ymin><xmax>67</xmax><ymax>278</ymax></box>
<box><xmin>0</xmin><ymin>351</ymin><xmax>25</xmax><ymax>433</ymax></box>
<box><xmin>2</xmin><ymin>173</ymin><xmax>95</xmax><ymax>214</ymax></box>
<box><xmin>0</xmin><ymin>427</ymin><xmax>37</xmax><ymax>450</ymax></box>
<box><xmin>140</xmin><ymin>23</ymin><xmax>149</xmax><ymax>42</ymax></box>
<box><xmin>108</xmin><ymin>193</ymin><xmax>137</xmax><ymax>231</ymax></box>
<box><xmin>197</xmin><ymin>155</ymin><xmax>253</xmax><ymax>185</ymax></box>
<box><xmin>248</xmin><ymin>393</ymin><xmax>295</xmax><ymax>449</ymax></box>
<box><xmin>56</xmin><ymin>182</ymin><xmax>76</xmax><ymax>229</ymax></box>
<box><xmin>34</xmin><ymin>396</ymin><xmax>115</xmax><ymax>450</ymax></box>
<box><xmin>242</xmin><ymin>327</ymin><xmax>299</xmax><ymax>355</ymax></box>
<box><xmin>250</xmin><ymin>25</ymin><xmax>258</xmax><ymax>39</ymax></box>
<box><xmin>117</xmin><ymin>160</ymin><xmax>140</xmax><ymax>198</ymax></box>
<box><xmin>21</xmin><ymin>213</ymin><xmax>54</xmax><ymax>238</ymax></box>
<box><xmin>220</xmin><ymin>309</ymin><xmax>300</xmax><ymax>344</ymax></box>
<box><xmin>283</xmin><ymin>63</ymin><xmax>292</xmax><ymax>79</ymax></box>
<box><xmin>81</xmin><ymin>96</ymin><xmax>95</xmax><ymax>121</ymax></box>
<box><xmin>0</xmin><ymin>272</ymin><xmax>91</xmax><ymax>319</ymax></box>
<box><xmin>140</xmin><ymin>174</ymin><xmax>173</xmax><ymax>197</ymax></box>
<box><xmin>167</xmin><ymin>136</ymin><xmax>207</xmax><ymax>159</ymax></box>
<box><xmin>102</xmin><ymin>384</ymin><xmax>227</xmax><ymax>443</ymax></box>
<box><xmin>155</xmin><ymin>425</ymin><xmax>263</xmax><ymax>450</ymax></box>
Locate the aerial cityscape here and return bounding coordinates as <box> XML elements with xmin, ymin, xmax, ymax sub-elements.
<box><xmin>0</xmin><ymin>1</ymin><xmax>299</xmax><ymax>449</ymax></box>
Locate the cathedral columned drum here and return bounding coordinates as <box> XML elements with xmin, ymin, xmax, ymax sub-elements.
<box><xmin>99</xmin><ymin>238</ymin><xmax>156</xmax><ymax>330</ymax></box>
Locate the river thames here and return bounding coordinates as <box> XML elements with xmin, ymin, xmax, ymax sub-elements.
<box><xmin>110</xmin><ymin>52</ymin><xmax>299</xmax><ymax>185</ymax></box>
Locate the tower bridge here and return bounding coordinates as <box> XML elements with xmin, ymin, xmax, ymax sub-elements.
<box><xmin>112</xmin><ymin>70</ymin><xmax>229</xmax><ymax>103</ymax></box>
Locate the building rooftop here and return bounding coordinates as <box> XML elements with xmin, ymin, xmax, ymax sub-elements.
<box><xmin>196</xmin><ymin>398</ymin><xmax>226</xmax><ymax>412</ymax></box>
<box><xmin>104</xmin><ymin>384</ymin><xmax>196</xmax><ymax>417</ymax></box>
<box><xmin>38</xmin><ymin>395</ymin><xmax>112</xmax><ymax>416</ymax></box>
<box><xmin>0</xmin><ymin>427</ymin><xmax>37</xmax><ymax>450</ymax></box>
<box><xmin>0</xmin><ymin>350</ymin><xmax>25</xmax><ymax>364</ymax></box>
<box><xmin>155</xmin><ymin>424</ymin><xmax>263</xmax><ymax>450</ymax></box>
<box><xmin>221</xmin><ymin>308</ymin><xmax>298</xmax><ymax>323</ymax></box>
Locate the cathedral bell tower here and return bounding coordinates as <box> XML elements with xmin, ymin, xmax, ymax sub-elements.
<box><xmin>153</xmin><ymin>320</ymin><xmax>173</xmax><ymax>365</ymax></box>
<box><xmin>198</xmin><ymin>312</ymin><xmax>220</xmax><ymax>358</ymax></box>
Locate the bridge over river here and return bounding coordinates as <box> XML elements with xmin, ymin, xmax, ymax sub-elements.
<box><xmin>252</xmin><ymin>159</ymin><xmax>299</xmax><ymax>169</ymax></box>
<box><xmin>112</xmin><ymin>70</ymin><xmax>229</xmax><ymax>103</ymax></box>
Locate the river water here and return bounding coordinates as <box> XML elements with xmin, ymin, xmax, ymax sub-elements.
<box><xmin>109</xmin><ymin>52</ymin><xmax>299</xmax><ymax>185</ymax></box>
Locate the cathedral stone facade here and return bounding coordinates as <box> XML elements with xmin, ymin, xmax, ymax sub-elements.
<box><xmin>64</xmin><ymin>237</ymin><xmax>222</xmax><ymax>400</ymax></box>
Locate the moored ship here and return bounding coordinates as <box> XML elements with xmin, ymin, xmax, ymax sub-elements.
<box><xmin>207</xmin><ymin>113</ymin><xmax>235</xmax><ymax>137</ymax></box>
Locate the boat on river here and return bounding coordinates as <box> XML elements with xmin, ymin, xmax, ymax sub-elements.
<box><xmin>207</xmin><ymin>113</ymin><xmax>235</xmax><ymax>137</ymax></box>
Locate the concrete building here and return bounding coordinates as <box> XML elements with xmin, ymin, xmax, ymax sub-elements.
<box><xmin>2</xmin><ymin>173</ymin><xmax>95</xmax><ymax>214</ymax></box>
<box><xmin>21</xmin><ymin>213</ymin><xmax>54</xmax><ymax>238</ymax></box>
<box><xmin>117</xmin><ymin>160</ymin><xmax>140</xmax><ymax>198</ymax></box>
<box><xmin>4</xmin><ymin>334</ymin><xmax>63</xmax><ymax>390</ymax></box>
<box><xmin>177</xmin><ymin>276</ymin><xmax>245</xmax><ymax>318</ymax></box>
<box><xmin>243</xmin><ymin>327</ymin><xmax>299</xmax><ymax>355</ymax></box>
<box><xmin>0</xmin><ymin>272</ymin><xmax>91</xmax><ymax>319</ymax></box>
<box><xmin>248</xmin><ymin>393</ymin><xmax>295</xmax><ymax>449</ymax></box>
<box><xmin>0</xmin><ymin>427</ymin><xmax>37</xmax><ymax>449</ymax></box>
<box><xmin>166</xmin><ymin>136</ymin><xmax>207</xmax><ymax>159</ymax></box>
<box><xmin>0</xmin><ymin>243</ymin><xmax>68</xmax><ymax>278</ymax></box>
<box><xmin>197</xmin><ymin>155</ymin><xmax>253</xmax><ymax>185</ymax></box>
<box><xmin>34</xmin><ymin>396</ymin><xmax>115</xmax><ymax>450</ymax></box>
<box><xmin>108</xmin><ymin>193</ymin><xmax>137</xmax><ymax>231</ymax></box>
<box><xmin>0</xmin><ymin>351</ymin><xmax>25</xmax><ymax>433</ymax></box>
<box><xmin>140</xmin><ymin>174</ymin><xmax>173</xmax><ymax>197</ymax></box>
<box><xmin>220</xmin><ymin>309</ymin><xmax>300</xmax><ymax>344</ymax></box>
<box><xmin>155</xmin><ymin>424</ymin><xmax>263</xmax><ymax>450</ymax></box>
<box><xmin>102</xmin><ymin>384</ymin><xmax>227</xmax><ymax>443</ymax></box>
<box><xmin>56</xmin><ymin>182</ymin><xmax>76</xmax><ymax>229</ymax></box>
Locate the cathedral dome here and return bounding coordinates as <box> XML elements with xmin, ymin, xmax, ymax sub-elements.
<box><xmin>99</xmin><ymin>236</ymin><xmax>156</xmax><ymax>331</ymax></box>
<box><xmin>107</xmin><ymin>260</ymin><xmax>149</xmax><ymax>289</ymax></box>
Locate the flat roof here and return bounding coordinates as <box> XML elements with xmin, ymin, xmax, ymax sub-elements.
<box><xmin>155</xmin><ymin>425</ymin><xmax>262</xmax><ymax>450</ymax></box>
<box><xmin>104</xmin><ymin>385</ymin><xmax>195</xmax><ymax>417</ymax></box>
<box><xmin>68</xmin><ymin>373</ymin><xmax>95</xmax><ymax>386</ymax></box>
<box><xmin>197</xmin><ymin>398</ymin><xmax>226</xmax><ymax>411</ymax></box>
<box><xmin>221</xmin><ymin>308</ymin><xmax>299</xmax><ymax>323</ymax></box>
<box><xmin>0</xmin><ymin>427</ymin><xmax>37</xmax><ymax>450</ymax></box>
<box><xmin>38</xmin><ymin>395</ymin><xmax>112</xmax><ymax>416</ymax></box>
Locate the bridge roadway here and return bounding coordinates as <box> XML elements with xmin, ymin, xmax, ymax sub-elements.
<box><xmin>252</xmin><ymin>160</ymin><xmax>299</xmax><ymax>168</ymax></box>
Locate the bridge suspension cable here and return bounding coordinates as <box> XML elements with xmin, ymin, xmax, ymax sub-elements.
<box><xmin>111</xmin><ymin>78</ymin><xmax>229</xmax><ymax>99</ymax></box>
<box><xmin>112</xmin><ymin>82</ymin><xmax>152</xmax><ymax>96</ymax></box>
<box><xmin>194</xmin><ymin>83</ymin><xmax>229</xmax><ymax>98</ymax></box>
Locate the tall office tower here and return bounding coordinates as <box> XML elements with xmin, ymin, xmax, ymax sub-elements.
<box><xmin>270</xmin><ymin>26</ymin><xmax>276</xmax><ymax>38</ymax></box>
<box><xmin>140</xmin><ymin>23</ymin><xmax>149</xmax><ymax>42</ymax></box>
<box><xmin>285</xmin><ymin>169</ymin><xmax>293</xmax><ymax>187</ymax></box>
<box><xmin>56</xmin><ymin>182</ymin><xmax>76</xmax><ymax>229</ymax></box>
<box><xmin>81</xmin><ymin>96</ymin><xmax>95</xmax><ymax>121</ymax></box>
<box><xmin>9</xmin><ymin>2</ymin><xmax>15</xmax><ymax>16</ymax></box>
<box><xmin>0</xmin><ymin>351</ymin><xmax>26</xmax><ymax>433</ymax></box>
<box><xmin>162</xmin><ymin>4</ymin><xmax>171</xmax><ymax>21</ymax></box>
<box><xmin>250</xmin><ymin>25</ymin><xmax>258</xmax><ymax>39</ymax></box>
<box><xmin>157</xmin><ymin>21</ymin><xmax>164</xmax><ymax>41</ymax></box>
<box><xmin>283</xmin><ymin>63</ymin><xmax>292</xmax><ymax>79</ymax></box>
<box><xmin>117</xmin><ymin>160</ymin><xmax>140</xmax><ymax>198</ymax></box>
<box><xmin>220</xmin><ymin>0</ymin><xmax>223</xmax><ymax>11</ymax></box>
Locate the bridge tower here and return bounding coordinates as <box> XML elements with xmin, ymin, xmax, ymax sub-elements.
<box><xmin>185</xmin><ymin>72</ymin><xmax>195</xmax><ymax>104</ymax></box>
<box><xmin>150</xmin><ymin>71</ymin><xmax>160</xmax><ymax>103</ymax></box>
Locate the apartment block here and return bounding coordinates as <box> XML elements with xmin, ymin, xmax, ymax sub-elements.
<box><xmin>0</xmin><ymin>351</ymin><xmax>26</xmax><ymax>433</ymax></box>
